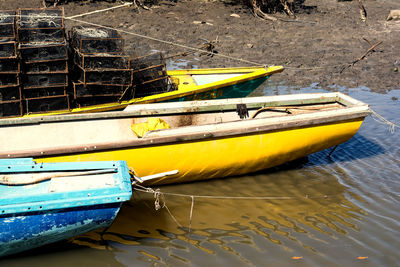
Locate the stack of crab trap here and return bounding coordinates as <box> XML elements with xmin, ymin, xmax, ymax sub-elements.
<box><xmin>0</xmin><ymin>11</ymin><xmax>23</xmax><ymax>117</ymax></box>
<box><xmin>17</xmin><ymin>7</ymin><xmax>70</xmax><ymax>114</ymax></box>
<box><xmin>69</xmin><ymin>26</ymin><xmax>133</xmax><ymax>107</ymax></box>
<box><xmin>130</xmin><ymin>51</ymin><xmax>176</xmax><ymax>97</ymax></box>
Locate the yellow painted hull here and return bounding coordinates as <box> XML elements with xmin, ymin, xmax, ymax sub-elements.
<box><xmin>23</xmin><ymin>66</ymin><xmax>283</xmax><ymax>117</ymax></box>
<box><xmin>36</xmin><ymin>119</ymin><xmax>363</xmax><ymax>185</ymax></box>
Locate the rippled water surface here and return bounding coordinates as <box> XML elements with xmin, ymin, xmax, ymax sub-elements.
<box><xmin>1</xmin><ymin>83</ymin><xmax>399</xmax><ymax>266</ymax></box>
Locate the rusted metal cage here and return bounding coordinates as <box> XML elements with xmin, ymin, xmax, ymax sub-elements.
<box><xmin>73</xmin><ymin>95</ymin><xmax>125</xmax><ymax>108</ymax></box>
<box><xmin>23</xmin><ymin>86</ymin><xmax>66</xmax><ymax>98</ymax></box>
<box><xmin>0</xmin><ymin>73</ymin><xmax>19</xmax><ymax>88</ymax></box>
<box><xmin>70</xmin><ymin>26</ymin><xmax>124</xmax><ymax>55</ymax></box>
<box><xmin>17</xmin><ymin>8</ymin><xmax>65</xmax><ymax>43</ymax></box>
<box><xmin>19</xmin><ymin>42</ymin><xmax>68</xmax><ymax>63</ymax></box>
<box><xmin>130</xmin><ymin>51</ymin><xmax>165</xmax><ymax>70</ymax></box>
<box><xmin>130</xmin><ymin>52</ymin><xmax>175</xmax><ymax>97</ymax></box>
<box><xmin>24</xmin><ymin>94</ymin><xmax>69</xmax><ymax>114</ymax></box>
<box><xmin>0</xmin><ymin>11</ymin><xmax>16</xmax><ymax>39</ymax></box>
<box><xmin>24</xmin><ymin>59</ymin><xmax>67</xmax><ymax>73</ymax></box>
<box><xmin>0</xmin><ymin>86</ymin><xmax>21</xmax><ymax>101</ymax></box>
<box><xmin>22</xmin><ymin>72</ymin><xmax>68</xmax><ymax>89</ymax></box>
<box><xmin>73</xmin><ymin>50</ymin><xmax>130</xmax><ymax>70</ymax></box>
<box><xmin>73</xmin><ymin>82</ymin><xmax>129</xmax><ymax>99</ymax></box>
<box><xmin>0</xmin><ymin>99</ymin><xmax>23</xmax><ymax>117</ymax></box>
<box><xmin>0</xmin><ymin>57</ymin><xmax>20</xmax><ymax>73</ymax></box>
<box><xmin>18</xmin><ymin>8</ymin><xmax>63</xmax><ymax>29</ymax></box>
<box><xmin>76</xmin><ymin>67</ymin><xmax>133</xmax><ymax>86</ymax></box>
<box><xmin>0</xmin><ymin>41</ymin><xmax>17</xmax><ymax>58</ymax></box>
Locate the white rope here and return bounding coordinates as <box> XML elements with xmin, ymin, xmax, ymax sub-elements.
<box><xmin>66</xmin><ymin>17</ymin><xmax>266</xmax><ymax>66</ymax></box>
<box><xmin>66</xmin><ymin>2</ymin><xmax>133</xmax><ymax>19</ymax></box>
<box><xmin>370</xmin><ymin>108</ymin><xmax>399</xmax><ymax>133</ymax></box>
<box><xmin>189</xmin><ymin>196</ymin><xmax>194</xmax><ymax>233</ymax></box>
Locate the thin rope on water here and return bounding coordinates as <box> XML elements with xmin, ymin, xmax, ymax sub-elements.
<box><xmin>370</xmin><ymin>108</ymin><xmax>399</xmax><ymax>133</ymax></box>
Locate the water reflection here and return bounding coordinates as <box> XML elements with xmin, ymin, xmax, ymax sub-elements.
<box><xmin>2</xmin><ymin>85</ymin><xmax>399</xmax><ymax>266</ymax></box>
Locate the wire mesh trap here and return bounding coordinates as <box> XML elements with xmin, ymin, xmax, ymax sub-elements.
<box><xmin>0</xmin><ymin>57</ymin><xmax>20</xmax><ymax>73</ymax></box>
<box><xmin>19</xmin><ymin>42</ymin><xmax>68</xmax><ymax>63</ymax></box>
<box><xmin>73</xmin><ymin>50</ymin><xmax>130</xmax><ymax>70</ymax></box>
<box><xmin>77</xmin><ymin>68</ymin><xmax>133</xmax><ymax>86</ymax></box>
<box><xmin>24</xmin><ymin>94</ymin><xmax>69</xmax><ymax>114</ymax></box>
<box><xmin>0</xmin><ymin>41</ymin><xmax>17</xmax><ymax>58</ymax></box>
<box><xmin>0</xmin><ymin>100</ymin><xmax>22</xmax><ymax>117</ymax></box>
<box><xmin>24</xmin><ymin>59</ymin><xmax>67</xmax><ymax>73</ymax></box>
<box><xmin>22</xmin><ymin>86</ymin><xmax>66</xmax><ymax>98</ymax></box>
<box><xmin>22</xmin><ymin>73</ymin><xmax>68</xmax><ymax>89</ymax></box>
<box><xmin>0</xmin><ymin>86</ymin><xmax>21</xmax><ymax>101</ymax></box>
<box><xmin>18</xmin><ymin>8</ymin><xmax>64</xmax><ymax>29</ymax></box>
<box><xmin>0</xmin><ymin>73</ymin><xmax>19</xmax><ymax>88</ymax></box>
<box><xmin>73</xmin><ymin>82</ymin><xmax>129</xmax><ymax>99</ymax></box>
<box><xmin>0</xmin><ymin>11</ymin><xmax>16</xmax><ymax>39</ymax></box>
<box><xmin>130</xmin><ymin>52</ymin><xmax>176</xmax><ymax>97</ymax></box>
<box><xmin>70</xmin><ymin>26</ymin><xmax>124</xmax><ymax>54</ymax></box>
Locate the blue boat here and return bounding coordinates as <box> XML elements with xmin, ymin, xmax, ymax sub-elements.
<box><xmin>0</xmin><ymin>158</ymin><xmax>132</xmax><ymax>257</ymax></box>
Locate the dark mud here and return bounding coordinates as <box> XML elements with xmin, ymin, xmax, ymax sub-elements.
<box><xmin>2</xmin><ymin>0</ymin><xmax>400</xmax><ymax>92</ymax></box>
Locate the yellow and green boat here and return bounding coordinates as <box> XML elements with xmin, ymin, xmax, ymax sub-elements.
<box><xmin>22</xmin><ymin>65</ymin><xmax>283</xmax><ymax>117</ymax></box>
<box><xmin>0</xmin><ymin>92</ymin><xmax>370</xmax><ymax>185</ymax></box>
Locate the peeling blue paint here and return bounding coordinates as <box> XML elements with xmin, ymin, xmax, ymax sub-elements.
<box><xmin>0</xmin><ymin>159</ymin><xmax>132</xmax><ymax>257</ymax></box>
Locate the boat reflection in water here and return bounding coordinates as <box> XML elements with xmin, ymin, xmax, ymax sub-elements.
<box><xmin>70</xmin><ymin>151</ymin><xmax>370</xmax><ymax>265</ymax></box>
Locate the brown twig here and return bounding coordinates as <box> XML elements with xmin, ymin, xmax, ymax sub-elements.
<box><xmin>357</xmin><ymin>0</ymin><xmax>367</xmax><ymax>22</ymax></box>
<box><xmin>340</xmin><ymin>41</ymin><xmax>383</xmax><ymax>73</ymax></box>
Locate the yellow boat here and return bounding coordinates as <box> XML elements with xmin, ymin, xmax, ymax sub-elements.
<box><xmin>0</xmin><ymin>92</ymin><xmax>370</xmax><ymax>185</ymax></box>
<box><xmin>23</xmin><ymin>66</ymin><xmax>284</xmax><ymax>117</ymax></box>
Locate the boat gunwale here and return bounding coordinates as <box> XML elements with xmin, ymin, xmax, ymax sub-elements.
<box><xmin>0</xmin><ymin>92</ymin><xmax>367</xmax><ymax>126</ymax></box>
<box><xmin>0</xmin><ymin>104</ymin><xmax>370</xmax><ymax>159</ymax></box>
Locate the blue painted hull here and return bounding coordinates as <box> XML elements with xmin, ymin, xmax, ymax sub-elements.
<box><xmin>0</xmin><ymin>158</ymin><xmax>132</xmax><ymax>257</ymax></box>
<box><xmin>0</xmin><ymin>203</ymin><xmax>121</xmax><ymax>257</ymax></box>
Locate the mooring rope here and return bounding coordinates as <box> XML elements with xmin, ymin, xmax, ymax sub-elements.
<box><xmin>66</xmin><ymin>2</ymin><xmax>133</xmax><ymax>19</ymax></box>
<box><xmin>133</xmin><ymin>184</ymin><xmax>340</xmax><ymax>229</ymax></box>
<box><xmin>370</xmin><ymin>108</ymin><xmax>399</xmax><ymax>133</ymax></box>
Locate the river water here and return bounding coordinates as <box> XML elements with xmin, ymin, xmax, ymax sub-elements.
<box><xmin>1</xmin><ymin>83</ymin><xmax>399</xmax><ymax>266</ymax></box>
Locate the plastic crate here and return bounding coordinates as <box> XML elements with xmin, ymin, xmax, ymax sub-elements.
<box><xmin>70</xmin><ymin>26</ymin><xmax>124</xmax><ymax>54</ymax></box>
<box><xmin>24</xmin><ymin>94</ymin><xmax>69</xmax><ymax>114</ymax></box>
<box><xmin>19</xmin><ymin>42</ymin><xmax>68</xmax><ymax>62</ymax></box>
<box><xmin>73</xmin><ymin>50</ymin><xmax>129</xmax><ymax>70</ymax></box>
<box><xmin>24</xmin><ymin>59</ymin><xmax>67</xmax><ymax>73</ymax></box>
